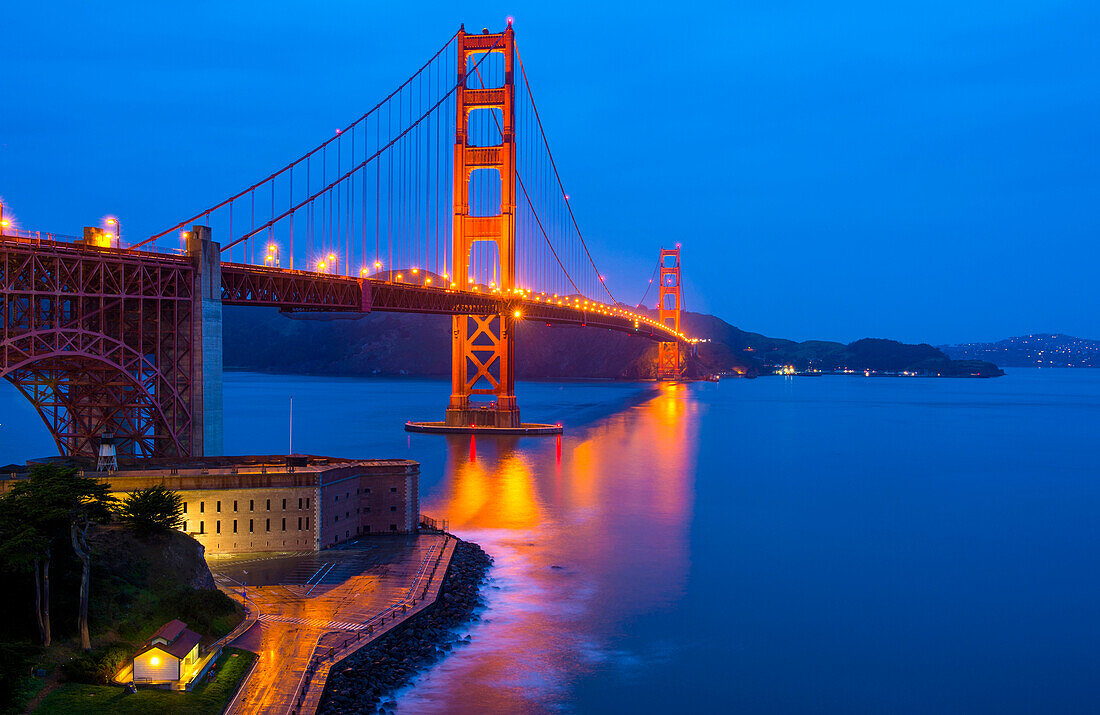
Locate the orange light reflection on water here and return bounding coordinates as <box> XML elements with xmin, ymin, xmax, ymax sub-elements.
<box><xmin>409</xmin><ymin>386</ymin><xmax>701</xmax><ymax>712</ymax></box>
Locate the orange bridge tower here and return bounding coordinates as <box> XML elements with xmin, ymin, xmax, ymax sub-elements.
<box><xmin>657</xmin><ymin>247</ymin><xmax>683</xmax><ymax>380</ymax></box>
<box><xmin>445</xmin><ymin>24</ymin><xmax>521</xmax><ymax>428</ymax></box>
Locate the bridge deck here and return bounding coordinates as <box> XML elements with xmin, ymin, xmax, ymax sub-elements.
<box><xmin>221</xmin><ymin>262</ymin><xmax>688</xmax><ymax>344</ymax></box>
<box><xmin>0</xmin><ymin>235</ymin><xmax>688</xmax><ymax>345</ymax></box>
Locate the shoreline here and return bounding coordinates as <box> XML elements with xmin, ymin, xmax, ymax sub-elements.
<box><xmin>317</xmin><ymin>538</ymin><xmax>492</xmax><ymax>714</ymax></box>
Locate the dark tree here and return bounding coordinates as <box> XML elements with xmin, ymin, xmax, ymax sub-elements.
<box><xmin>116</xmin><ymin>485</ymin><xmax>185</xmax><ymax>534</ymax></box>
<box><xmin>0</xmin><ymin>464</ymin><xmax>114</xmax><ymax>650</ymax></box>
<box><xmin>0</xmin><ymin>497</ymin><xmax>51</xmax><ymax>645</ymax></box>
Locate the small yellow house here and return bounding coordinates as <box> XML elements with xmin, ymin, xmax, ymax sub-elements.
<box><xmin>133</xmin><ymin>619</ymin><xmax>202</xmax><ymax>688</ymax></box>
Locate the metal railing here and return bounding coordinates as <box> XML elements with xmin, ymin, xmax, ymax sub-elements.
<box><xmin>1</xmin><ymin>228</ymin><xmax>82</xmax><ymax>243</ymax></box>
<box><xmin>290</xmin><ymin>535</ymin><xmax>454</xmax><ymax>712</ymax></box>
<box><xmin>418</xmin><ymin>513</ymin><xmax>449</xmax><ymax>532</ymax></box>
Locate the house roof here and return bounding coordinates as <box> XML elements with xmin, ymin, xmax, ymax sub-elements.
<box><xmin>134</xmin><ymin>619</ymin><xmax>202</xmax><ymax>661</ymax></box>
<box><xmin>162</xmin><ymin>628</ymin><xmax>201</xmax><ymax>659</ymax></box>
<box><xmin>151</xmin><ymin>619</ymin><xmax>187</xmax><ymax>643</ymax></box>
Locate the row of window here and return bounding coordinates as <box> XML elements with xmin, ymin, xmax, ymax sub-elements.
<box><xmin>334</xmin><ymin>505</ymin><xmax>397</xmax><ymax>523</ymax></box>
<box><xmin>183</xmin><ymin>497</ymin><xmax>311</xmax><ymax>514</ymax></box>
<box><xmin>183</xmin><ymin>516</ymin><xmax>311</xmax><ymax>534</ymax></box>
<box><xmin>333</xmin><ymin>487</ymin><xmax>398</xmax><ymax>503</ymax></box>
<box><xmin>332</xmin><ymin>524</ymin><xmax>399</xmax><ymax>543</ymax></box>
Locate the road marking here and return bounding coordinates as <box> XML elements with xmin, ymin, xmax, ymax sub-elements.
<box><xmin>257</xmin><ymin>613</ymin><xmax>365</xmax><ymax>631</ymax></box>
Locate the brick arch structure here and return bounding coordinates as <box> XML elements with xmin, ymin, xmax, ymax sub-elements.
<box><xmin>0</xmin><ymin>237</ymin><xmax>196</xmax><ymax>458</ymax></box>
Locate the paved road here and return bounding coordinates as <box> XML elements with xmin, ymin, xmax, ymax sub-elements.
<box><xmin>214</xmin><ymin>535</ymin><xmax>445</xmax><ymax>715</ymax></box>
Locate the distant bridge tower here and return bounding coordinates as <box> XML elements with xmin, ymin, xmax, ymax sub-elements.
<box><xmin>657</xmin><ymin>247</ymin><xmax>683</xmax><ymax>380</ymax></box>
<box><xmin>445</xmin><ymin>23</ymin><xmax>521</xmax><ymax>428</ymax></box>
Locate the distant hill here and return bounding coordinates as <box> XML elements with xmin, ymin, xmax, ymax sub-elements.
<box><xmin>940</xmin><ymin>334</ymin><xmax>1100</xmax><ymax>368</ymax></box>
<box><xmin>223</xmin><ymin>306</ymin><xmax>1002</xmax><ymax>378</ymax></box>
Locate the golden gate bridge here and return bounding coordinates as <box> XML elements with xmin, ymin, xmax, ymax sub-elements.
<box><xmin>0</xmin><ymin>22</ymin><xmax>692</xmax><ymax>458</ymax></box>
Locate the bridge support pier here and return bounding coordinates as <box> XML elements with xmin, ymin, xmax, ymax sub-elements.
<box><xmin>187</xmin><ymin>226</ymin><xmax>224</xmax><ymax>456</ymax></box>
<box><xmin>445</xmin><ymin>313</ymin><xmax>520</xmax><ymax>428</ymax></box>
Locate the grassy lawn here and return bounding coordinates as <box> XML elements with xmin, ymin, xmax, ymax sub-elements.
<box><xmin>34</xmin><ymin>647</ymin><xmax>256</xmax><ymax>714</ymax></box>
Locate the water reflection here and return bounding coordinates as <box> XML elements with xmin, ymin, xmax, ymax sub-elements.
<box><xmin>402</xmin><ymin>384</ymin><xmax>700</xmax><ymax>712</ymax></box>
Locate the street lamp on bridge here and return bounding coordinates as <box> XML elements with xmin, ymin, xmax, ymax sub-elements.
<box><xmin>265</xmin><ymin>243</ymin><xmax>280</xmax><ymax>267</ymax></box>
<box><xmin>105</xmin><ymin>217</ymin><xmax>121</xmax><ymax>248</ymax></box>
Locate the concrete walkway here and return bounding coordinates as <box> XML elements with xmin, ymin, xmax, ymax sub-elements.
<box><xmin>213</xmin><ymin>534</ymin><xmax>454</xmax><ymax>715</ymax></box>
<box><xmin>295</xmin><ymin>536</ymin><xmax>456</xmax><ymax>713</ymax></box>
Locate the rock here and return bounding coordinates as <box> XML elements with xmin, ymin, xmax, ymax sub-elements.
<box><xmin>318</xmin><ymin>539</ymin><xmax>492</xmax><ymax>714</ymax></box>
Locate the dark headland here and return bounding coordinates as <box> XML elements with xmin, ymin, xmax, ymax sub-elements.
<box><xmin>224</xmin><ymin>306</ymin><xmax>1003</xmax><ymax>379</ymax></box>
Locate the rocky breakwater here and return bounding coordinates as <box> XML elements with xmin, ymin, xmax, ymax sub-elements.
<box><xmin>318</xmin><ymin>539</ymin><xmax>492</xmax><ymax>713</ymax></box>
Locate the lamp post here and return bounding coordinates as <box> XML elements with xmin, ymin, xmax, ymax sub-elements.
<box><xmin>265</xmin><ymin>243</ymin><xmax>280</xmax><ymax>267</ymax></box>
<box><xmin>0</xmin><ymin>200</ymin><xmax>7</xmax><ymax>234</ymax></box>
<box><xmin>105</xmin><ymin>217</ymin><xmax>121</xmax><ymax>248</ymax></box>
<box><xmin>327</xmin><ymin>253</ymin><xmax>338</xmax><ymax>276</ymax></box>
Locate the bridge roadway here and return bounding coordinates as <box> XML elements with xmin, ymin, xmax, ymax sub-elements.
<box><xmin>0</xmin><ymin>233</ymin><xmax>688</xmax><ymax>344</ymax></box>
<box><xmin>223</xmin><ymin>261</ymin><xmax>688</xmax><ymax>342</ymax></box>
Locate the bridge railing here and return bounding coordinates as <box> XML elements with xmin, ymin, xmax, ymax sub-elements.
<box><xmin>1</xmin><ymin>228</ymin><xmax>83</xmax><ymax>243</ymax></box>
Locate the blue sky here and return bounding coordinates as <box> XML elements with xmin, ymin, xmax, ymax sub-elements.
<box><xmin>2</xmin><ymin>1</ymin><xmax>1097</xmax><ymax>344</ymax></box>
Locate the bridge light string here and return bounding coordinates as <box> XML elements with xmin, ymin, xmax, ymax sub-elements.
<box><xmin>128</xmin><ymin>24</ymin><xmax>687</xmax><ymax>343</ymax></box>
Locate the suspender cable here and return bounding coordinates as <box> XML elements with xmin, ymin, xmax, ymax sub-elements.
<box><xmin>140</xmin><ymin>30</ymin><xmax>460</xmax><ymax>249</ymax></box>
<box><xmin>515</xmin><ymin>41</ymin><xmax>617</xmax><ymax>305</ymax></box>
<box><xmin>222</xmin><ymin>34</ymin><xmax>503</xmax><ymax>254</ymax></box>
